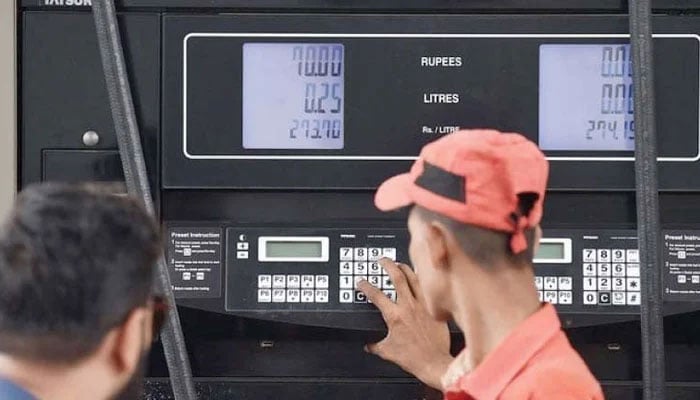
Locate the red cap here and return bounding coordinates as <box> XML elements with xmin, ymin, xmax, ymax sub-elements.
<box><xmin>375</xmin><ymin>129</ymin><xmax>549</xmax><ymax>253</ymax></box>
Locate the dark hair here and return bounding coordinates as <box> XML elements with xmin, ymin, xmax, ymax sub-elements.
<box><xmin>415</xmin><ymin>207</ymin><xmax>537</xmax><ymax>267</ymax></box>
<box><xmin>0</xmin><ymin>183</ymin><xmax>162</xmax><ymax>363</ymax></box>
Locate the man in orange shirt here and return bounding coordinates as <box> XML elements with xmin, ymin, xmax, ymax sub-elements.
<box><xmin>358</xmin><ymin>129</ymin><xmax>604</xmax><ymax>399</ymax></box>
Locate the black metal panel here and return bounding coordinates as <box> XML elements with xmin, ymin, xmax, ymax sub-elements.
<box><xmin>18</xmin><ymin>0</ymin><xmax>700</xmax><ymax>12</ymax></box>
<box><xmin>42</xmin><ymin>149</ymin><xmax>124</xmax><ymax>183</ymax></box>
<box><xmin>20</xmin><ymin>12</ymin><xmax>160</xmax><ymax>195</ymax></box>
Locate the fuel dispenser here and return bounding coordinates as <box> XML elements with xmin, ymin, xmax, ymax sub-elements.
<box><xmin>17</xmin><ymin>1</ymin><xmax>700</xmax><ymax>398</ymax></box>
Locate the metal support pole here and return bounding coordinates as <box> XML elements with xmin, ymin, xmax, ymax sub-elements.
<box><xmin>91</xmin><ymin>2</ymin><xmax>197</xmax><ymax>399</ymax></box>
<box><xmin>629</xmin><ymin>1</ymin><xmax>666</xmax><ymax>399</ymax></box>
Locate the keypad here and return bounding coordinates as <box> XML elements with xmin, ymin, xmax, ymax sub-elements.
<box><xmin>339</xmin><ymin>247</ymin><xmax>397</xmax><ymax>304</ymax></box>
<box><xmin>257</xmin><ymin>274</ymin><xmax>329</xmax><ymax>303</ymax></box>
<box><xmin>581</xmin><ymin>248</ymin><xmax>640</xmax><ymax>306</ymax></box>
<box><xmin>535</xmin><ymin>275</ymin><xmax>573</xmax><ymax>305</ymax></box>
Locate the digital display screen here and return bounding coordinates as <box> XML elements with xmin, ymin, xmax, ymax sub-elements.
<box><xmin>242</xmin><ymin>43</ymin><xmax>345</xmax><ymax>150</ymax></box>
<box><xmin>265</xmin><ymin>241</ymin><xmax>324</xmax><ymax>258</ymax></box>
<box><xmin>535</xmin><ymin>242</ymin><xmax>566</xmax><ymax>261</ymax></box>
<box><xmin>539</xmin><ymin>44</ymin><xmax>635</xmax><ymax>151</ymax></box>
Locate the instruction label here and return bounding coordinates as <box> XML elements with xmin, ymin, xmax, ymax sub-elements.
<box><xmin>167</xmin><ymin>227</ymin><xmax>222</xmax><ymax>298</ymax></box>
<box><xmin>663</xmin><ymin>230</ymin><xmax>700</xmax><ymax>301</ymax></box>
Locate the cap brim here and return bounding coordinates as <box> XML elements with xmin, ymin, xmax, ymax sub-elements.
<box><xmin>374</xmin><ymin>173</ymin><xmax>414</xmax><ymax>211</ymax></box>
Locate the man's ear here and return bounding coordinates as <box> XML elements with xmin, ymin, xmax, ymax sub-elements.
<box><xmin>105</xmin><ymin>308</ymin><xmax>150</xmax><ymax>377</ymax></box>
<box><xmin>426</xmin><ymin>221</ymin><xmax>451</xmax><ymax>271</ymax></box>
<box><xmin>533</xmin><ymin>225</ymin><xmax>543</xmax><ymax>255</ymax></box>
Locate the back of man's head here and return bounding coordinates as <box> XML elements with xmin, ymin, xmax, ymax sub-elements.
<box><xmin>0</xmin><ymin>183</ymin><xmax>161</xmax><ymax>364</ymax></box>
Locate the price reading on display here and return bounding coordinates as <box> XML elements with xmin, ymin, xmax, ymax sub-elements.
<box><xmin>539</xmin><ymin>44</ymin><xmax>635</xmax><ymax>151</ymax></box>
<box><xmin>242</xmin><ymin>43</ymin><xmax>345</xmax><ymax>149</ymax></box>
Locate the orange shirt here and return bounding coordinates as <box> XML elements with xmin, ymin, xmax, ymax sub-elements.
<box><xmin>443</xmin><ymin>304</ymin><xmax>604</xmax><ymax>400</ymax></box>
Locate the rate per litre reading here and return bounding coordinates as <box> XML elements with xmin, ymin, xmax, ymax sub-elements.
<box><xmin>241</xmin><ymin>43</ymin><xmax>345</xmax><ymax>150</ymax></box>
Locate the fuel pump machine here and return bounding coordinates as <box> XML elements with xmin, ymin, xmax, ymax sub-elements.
<box><xmin>17</xmin><ymin>1</ymin><xmax>700</xmax><ymax>398</ymax></box>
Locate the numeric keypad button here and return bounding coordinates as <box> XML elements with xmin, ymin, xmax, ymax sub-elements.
<box><xmin>369</xmin><ymin>248</ymin><xmax>383</xmax><ymax>261</ymax></box>
<box><xmin>583</xmin><ymin>263</ymin><xmax>597</xmax><ymax>277</ymax></box>
<box><xmin>613</xmin><ymin>277</ymin><xmax>626</xmax><ymax>291</ymax></box>
<box><xmin>258</xmin><ymin>289</ymin><xmax>272</xmax><ymax>303</ymax></box>
<box><xmin>597</xmin><ymin>249</ymin><xmax>611</xmax><ymax>263</ymax></box>
<box><xmin>583</xmin><ymin>249</ymin><xmax>597</xmax><ymax>262</ymax></box>
<box><xmin>383</xmin><ymin>248</ymin><xmax>397</xmax><ymax>261</ymax></box>
<box><xmin>627</xmin><ymin>277</ymin><xmax>641</xmax><ymax>291</ymax></box>
<box><xmin>612</xmin><ymin>292</ymin><xmax>626</xmax><ymax>305</ymax></box>
<box><xmin>612</xmin><ymin>264</ymin><xmax>626</xmax><ymax>277</ymax></box>
<box><xmin>627</xmin><ymin>292</ymin><xmax>641</xmax><ymax>305</ymax></box>
<box><xmin>612</xmin><ymin>249</ymin><xmax>626</xmax><ymax>263</ymax></box>
<box><xmin>583</xmin><ymin>291</ymin><xmax>598</xmax><ymax>305</ymax></box>
<box><xmin>354</xmin><ymin>262</ymin><xmax>368</xmax><ymax>275</ymax></box>
<box><xmin>597</xmin><ymin>277</ymin><xmax>611</xmax><ymax>291</ymax></box>
<box><xmin>627</xmin><ymin>249</ymin><xmax>640</xmax><ymax>263</ymax></box>
<box><xmin>583</xmin><ymin>277</ymin><xmax>597</xmax><ymax>290</ymax></box>
<box><xmin>383</xmin><ymin>290</ymin><xmax>397</xmax><ymax>302</ymax></box>
<box><xmin>369</xmin><ymin>262</ymin><xmax>382</xmax><ymax>275</ymax></box>
<box><xmin>382</xmin><ymin>276</ymin><xmax>395</xmax><ymax>289</ymax></box>
<box><xmin>339</xmin><ymin>290</ymin><xmax>353</xmax><ymax>303</ymax></box>
<box><xmin>354</xmin><ymin>275</ymin><xmax>368</xmax><ymax>289</ymax></box>
<box><xmin>339</xmin><ymin>262</ymin><xmax>353</xmax><ymax>275</ymax></box>
<box><xmin>627</xmin><ymin>264</ymin><xmax>640</xmax><ymax>277</ymax></box>
<box><xmin>339</xmin><ymin>275</ymin><xmax>353</xmax><ymax>289</ymax></box>
<box><xmin>340</xmin><ymin>247</ymin><xmax>354</xmax><ymax>261</ymax></box>
<box><xmin>368</xmin><ymin>275</ymin><xmax>382</xmax><ymax>288</ymax></box>
<box><xmin>354</xmin><ymin>291</ymin><xmax>367</xmax><ymax>303</ymax></box>
<box><xmin>597</xmin><ymin>263</ymin><xmax>611</xmax><ymax>277</ymax></box>
<box><xmin>354</xmin><ymin>247</ymin><xmax>368</xmax><ymax>261</ymax></box>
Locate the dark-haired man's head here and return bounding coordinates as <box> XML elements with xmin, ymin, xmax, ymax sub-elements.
<box><xmin>0</xmin><ymin>183</ymin><xmax>163</xmax><ymax>400</ymax></box>
<box><xmin>406</xmin><ymin>205</ymin><xmax>541</xmax><ymax>321</ymax></box>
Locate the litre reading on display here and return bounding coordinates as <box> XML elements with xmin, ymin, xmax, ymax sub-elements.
<box><xmin>539</xmin><ymin>44</ymin><xmax>635</xmax><ymax>151</ymax></box>
<box><xmin>242</xmin><ymin>43</ymin><xmax>345</xmax><ymax>149</ymax></box>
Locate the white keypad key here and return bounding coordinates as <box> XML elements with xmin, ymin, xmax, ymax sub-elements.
<box><xmin>538</xmin><ymin>290</ymin><xmax>544</xmax><ymax>302</ymax></box>
<box><xmin>287</xmin><ymin>289</ymin><xmax>300</xmax><ymax>303</ymax></box>
<box><xmin>627</xmin><ymin>277</ymin><xmax>641</xmax><ymax>291</ymax></box>
<box><xmin>612</xmin><ymin>249</ymin><xmax>626</xmax><ymax>263</ymax></box>
<box><xmin>354</xmin><ymin>275</ymin><xmax>368</xmax><ymax>289</ymax></box>
<box><xmin>627</xmin><ymin>264</ymin><xmax>640</xmax><ymax>277</ymax></box>
<box><xmin>340</xmin><ymin>247</ymin><xmax>354</xmax><ymax>261</ymax></box>
<box><xmin>354</xmin><ymin>247</ymin><xmax>368</xmax><ymax>261</ymax></box>
<box><xmin>597</xmin><ymin>249</ymin><xmax>611</xmax><ymax>263</ymax></box>
<box><xmin>544</xmin><ymin>276</ymin><xmax>557</xmax><ymax>290</ymax></box>
<box><xmin>544</xmin><ymin>291</ymin><xmax>558</xmax><ymax>304</ymax></box>
<box><xmin>583</xmin><ymin>249</ymin><xmax>597</xmax><ymax>262</ymax></box>
<box><xmin>354</xmin><ymin>262</ymin><xmax>368</xmax><ymax>275</ymax></box>
<box><xmin>368</xmin><ymin>248</ymin><xmax>383</xmax><ymax>261</ymax></box>
<box><xmin>339</xmin><ymin>275</ymin><xmax>354</xmax><ymax>289</ymax></box>
<box><xmin>257</xmin><ymin>289</ymin><xmax>272</xmax><ymax>303</ymax></box>
<box><xmin>627</xmin><ymin>249</ymin><xmax>640</xmax><ymax>263</ymax></box>
<box><xmin>613</xmin><ymin>277</ymin><xmax>626</xmax><ymax>291</ymax></box>
<box><xmin>315</xmin><ymin>275</ymin><xmax>329</xmax><ymax>289</ymax></box>
<box><xmin>339</xmin><ymin>290</ymin><xmax>354</xmax><ymax>303</ymax></box>
<box><xmin>382</xmin><ymin>276</ymin><xmax>395</xmax><ymax>289</ymax></box>
<box><xmin>272</xmin><ymin>289</ymin><xmax>286</xmax><ymax>303</ymax></box>
<box><xmin>693</xmin><ymin>275</ymin><xmax>700</xmax><ymax>284</ymax></box>
<box><xmin>598</xmin><ymin>277</ymin><xmax>612</xmax><ymax>291</ymax></box>
<box><xmin>383</xmin><ymin>248</ymin><xmax>397</xmax><ymax>261</ymax></box>
<box><xmin>286</xmin><ymin>275</ymin><xmax>301</xmax><ymax>289</ymax></box>
<box><xmin>368</xmin><ymin>275</ymin><xmax>382</xmax><ymax>288</ymax></box>
<box><xmin>237</xmin><ymin>251</ymin><xmax>249</xmax><ymax>259</ymax></box>
<box><xmin>627</xmin><ymin>292</ymin><xmax>641</xmax><ymax>305</ymax></box>
<box><xmin>237</xmin><ymin>242</ymin><xmax>249</xmax><ymax>250</ymax></box>
<box><xmin>258</xmin><ymin>275</ymin><xmax>272</xmax><ymax>289</ymax></box>
<box><xmin>369</xmin><ymin>262</ymin><xmax>382</xmax><ymax>275</ymax></box>
<box><xmin>558</xmin><ymin>276</ymin><xmax>573</xmax><ymax>291</ymax></box>
<box><xmin>301</xmin><ymin>289</ymin><xmax>315</xmax><ymax>303</ymax></box>
<box><xmin>534</xmin><ymin>276</ymin><xmax>543</xmax><ymax>290</ymax></box>
<box><xmin>583</xmin><ymin>263</ymin><xmax>597</xmax><ymax>277</ymax></box>
<box><xmin>612</xmin><ymin>264</ymin><xmax>626</xmax><ymax>277</ymax></box>
<box><xmin>558</xmin><ymin>291</ymin><xmax>573</xmax><ymax>305</ymax></box>
<box><xmin>339</xmin><ymin>262</ymin><xmax>353</xmax><ymax>275</ymax></box>
<box><xmin>678</xmin><ymin>275</ymin><xmax>687</xmax><ymax>283</ymax></box>
<box><xmin>301</xmin><ymin>275</ymin><xmax>315</xmax><ymax>288</ymax></box>
<box><xmin>583</xmin><ymin>291</ymin><xmax>598</xmax><ymax>305</ymax></box>
<box><xmin>383</xmin><ymin>290</ymin><xmax>397</xmax><ymax>302</ymax></box>
<box><xmin>612</xmin><ymin>292</ymin><xmax>626</xmax><ymax>305</ymax></box>
<box><xmin>315</xmin><ymin>289</ymin><xmax>329</xmax><ymax>303</ymax></box>
<box><xmin>598</xmin><ymin>263</ymin><xmax>612</xmax><ymax>277</ymax></box>
<box><xmin>583</xmin><ymin>277</ymin><xmax>597</xmax><ymax>290</ymax></box>
<box><xmin>272</xmin><ymin>275</ymin><xmax>286</xmax><ymax>289</ymax></box>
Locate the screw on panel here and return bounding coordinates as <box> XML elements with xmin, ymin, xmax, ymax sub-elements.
<box><xmin>82</xmin><ymin>130</ymin><xmax>100</xmax><ymax>147</ymax></box>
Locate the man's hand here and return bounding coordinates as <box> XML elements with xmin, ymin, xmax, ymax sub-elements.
<box><xmin>358</xmin><ymin>258</ymin><xmax>453</xmax><ymax>391</ymax></box>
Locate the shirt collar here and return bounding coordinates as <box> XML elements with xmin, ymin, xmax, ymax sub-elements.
<box><xmin>443</xmin><ymin>303</ymin><xmax>562</xmax><ymax>400</ymax></box>
<box><xmin>0</xmin><ymin>377</ymin><xmax>38</xmax><ymax>400</ymax></box>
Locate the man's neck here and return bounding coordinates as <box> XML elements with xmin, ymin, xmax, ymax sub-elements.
<box><xmin>0</xmin><ymin>354</ymin><xmax>107</xmax><ymax>400</ymax></box>
<box><xmin>450</xmin><ymin>262</ymin><xmax>542</xmax><ymax>370</ymax></box>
